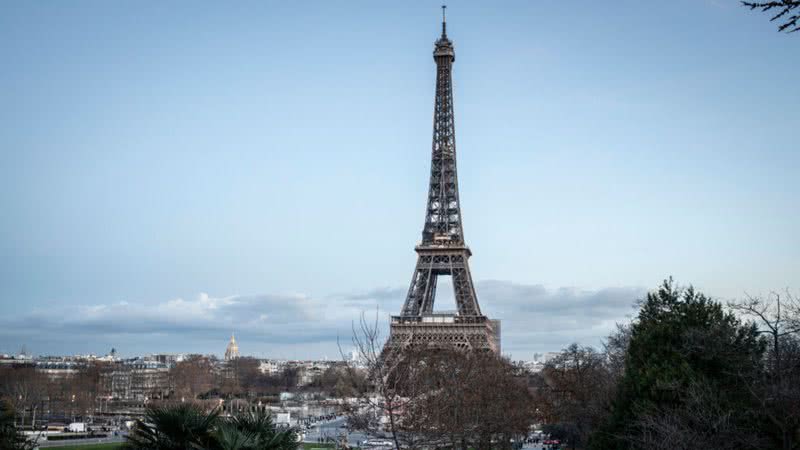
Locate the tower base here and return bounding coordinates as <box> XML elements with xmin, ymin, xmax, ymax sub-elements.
<box><xmin>386</xmin><ymin>314</ymin><xmax>500</xmax><ymax>353</ymax></box>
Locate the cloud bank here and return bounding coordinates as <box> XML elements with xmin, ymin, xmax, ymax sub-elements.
<box><xmin>1</xmin><ymin>281</ymin><xmax>646</xmax><ymax>359</ymax></box>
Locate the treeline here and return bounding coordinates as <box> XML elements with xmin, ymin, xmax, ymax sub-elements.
<box><xmin>177</xmin><ymin>356</ymin><xmax>353</xmax><ymax>399</ymax></box>
<box><xmin>533</xmin><ymin>279</ymin><xmax>800</xmax><ymax>450</ymax></box>
<box><xmin>171</xmin><ymin>356</ymin><xmax>297</xmax><ymax>400</ymax></box>
<box><xmin>0</xmin><ymin>356</ymin><xmax>351</xmax><ymax>426</ymax></box>
<box><xmin>0</xmin><ymin>363</ymin><xmax>103</xmax><ymax>427</ymax></box>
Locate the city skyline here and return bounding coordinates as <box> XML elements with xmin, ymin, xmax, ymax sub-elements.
<box><xmin>1</xmin><ymin>2</ymin><xmax>798</xmax><ymax>359</ymax></box>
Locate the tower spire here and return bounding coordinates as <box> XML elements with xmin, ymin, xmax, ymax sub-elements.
<box><xmin>441</xmin><ymin>5</ymin><xmax>447</xmax><ymax>37</ymax></box>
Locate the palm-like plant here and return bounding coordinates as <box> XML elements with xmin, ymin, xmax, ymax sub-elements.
<box><xmin>124</xmin><ymin>404</ymin><xmax>219</xmax><ymax>450</ymax></box>
<box><xmin>219</xmin><ymin>409</ymin><xmax>298</xmax><ymax>450</ymax></box>
<box><xmin>124</xmin><ymin>404</ymin><xmax>300</xmax><ymax>450</ymax></box>
<box><xmin>213</xmin><ymin>421</ymin><xmax>257</xmax><ymax>450</ymax></box>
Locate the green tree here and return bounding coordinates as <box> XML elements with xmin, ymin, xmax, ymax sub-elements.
<box><xmin>590</xmin><ymin>279</ymin><xmax>766</xmax><ymax>450</ymax></box>
<box><xmin>0</xmin><ymin>400</ymin><xmax>35</xmax><ymax>450</ymax></box>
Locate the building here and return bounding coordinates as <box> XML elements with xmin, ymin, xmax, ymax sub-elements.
<box><xmin>146</xmin><ymin>353</ymin><xmax>180</xmax><ymax>365</ymax></box>
<box><xmin>99</xmin><ymin>359</ymin><xmax>171</xmax><ymax>401</ymax></box>
<box><xmin>294</xmin><ymin>361</ymin><xmax>332</xmax><ymax>386</ymax></box>
<box><xmin>532</xmin><ymin>352</ymin><xmax>561</xmax><ymax>364</ymax></box>
<box><xmin>385</xmin><ymin>8</ymin><xmax>500</xmax><ymax>353</ymax></box>
<box><xmin>258</xmin><ymin>359</ymin><xmax>284</xmax><ymax>376</ymax></box>
<box><xmin>225</xmin><ymin>333</ymin><xmax>240</xmax><ymax>361</ymax></box>
<box><xmin>36</xmin><ymin>360</ymin><xmax>80</xmax><ymax>379</ymax></box>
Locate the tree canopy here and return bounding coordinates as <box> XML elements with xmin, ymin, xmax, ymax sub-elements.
<box><xmin>591</xmin><ymin>279</ymin><xmax>766</xmax><ymax>449</ymax></box>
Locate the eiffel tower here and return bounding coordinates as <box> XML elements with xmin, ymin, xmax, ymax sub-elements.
<box><xmin>386</xmin><ymin>7</ymin><xmax>500</xmax><ymax>353</ymax></box>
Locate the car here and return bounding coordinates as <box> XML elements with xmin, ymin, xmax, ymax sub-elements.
<box><xmin>363</xmin><ymin>439</ymin><xmax>394</xmax><ymax>448</ymax></box>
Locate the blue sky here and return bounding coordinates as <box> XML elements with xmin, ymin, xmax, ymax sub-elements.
<box><xmin>1</xmin><ymin>1</ymin><xmax>797</xmax><ymax>359</ymax></box>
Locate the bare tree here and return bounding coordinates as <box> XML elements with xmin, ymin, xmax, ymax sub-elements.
<box><xmin>405</xmin><ymin>350</ymin><xmax>533</xmax><ymax>450</ymax></box>
<box><xmin>0</xmin><ymin>366</ymin><xmax>48</xmax><ymax>429</ymax></box>
<box><xmin>338</xmin><ymin>311</ymin><xmax>429</xmax><ymax>450</ymax></box>
<box><xmin>71</xmin><ymin>361</ymin><xmax>109</xmax><ymax>423</ymax></box>
<box><xmin>170</xmin><ymin>355</ymin><xmax>215</xmax><ymax>401</ymax></box>
<box><xmin>743</xmin><ymin>1</ymin><xmax>800</xmax><ymax>33</ymax></box>
<box><xmin>535</xmin><ymin>344</ymin><xmax>613</xmax><ymax>450</ymax></box>
<box><xmin>730</xmin><ymin>291</ymin><xmax>800</xmax><ymax>450</ymax></box>
<box><xmin>339</xmin><ymin>312</ymin><xmax>534</xmax><ymax>450</ymax></box>
<box><xmin>602</xmin><ymin>323</ymin><xmax>631</xmax><ymax>381</ymax></box>
<box><xmin>626</xmin><ymin>379</ymin><xmax>767</xmax><ymax>450</ymax></box>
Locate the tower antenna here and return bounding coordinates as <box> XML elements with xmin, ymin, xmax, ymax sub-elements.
<box><xmin>441</xmin><ymin>5</ymin><xmax>447</xmax><ymax>37</ymax></box>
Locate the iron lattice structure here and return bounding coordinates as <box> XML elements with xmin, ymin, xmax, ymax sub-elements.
<box><xmin>387</xmin><ymin>11</ymin><xmax>500</xmax><ymax>353</ymax></box>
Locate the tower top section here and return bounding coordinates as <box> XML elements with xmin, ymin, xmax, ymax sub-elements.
<box><xmin>434</xmin><ymin>5</ymin><xmax>454</xmax><ymax>61</ymax></box>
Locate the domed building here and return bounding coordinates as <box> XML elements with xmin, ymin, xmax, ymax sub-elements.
<box><xmin>224</xmin><ymin>333</ymin><xmax>240</xmax><ymax>361</ymax></box>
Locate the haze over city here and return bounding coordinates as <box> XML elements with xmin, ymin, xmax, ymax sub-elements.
<box><xmin>1</xmin><ymin>1</ymin><xmax>798</xmax><ymax>359</ymax></box>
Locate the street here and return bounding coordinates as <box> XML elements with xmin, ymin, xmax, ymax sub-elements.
<box><xmin>302</xmin><ymin>416</ymin><xmax>369</xmax><ymax>447</ymax></box>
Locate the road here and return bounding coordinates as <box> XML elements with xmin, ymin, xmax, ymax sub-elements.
<box><xmin>303</xmin><ymin>420</ymin><xmax>554</xmax><ymax>450</ymax></box>
<box><xmin>32</xmin><ymin>420</ymin><xmax>552</xmax><ymax>450</ymax></box>
<box><xmin>36</xmin><ymin>433</ymin><xmax>127</xmax><ymax>448</ymax></box>
<box><xmin>302</xmin><ymin>417</ymin><xmax>369</xmax><ymax>447</ymax></box>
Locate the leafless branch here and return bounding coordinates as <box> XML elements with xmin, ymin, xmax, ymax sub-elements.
<box><xmin>742</xmin><ymin>1</ymin><xmax>800</xmax><ymax>32</ymax></box>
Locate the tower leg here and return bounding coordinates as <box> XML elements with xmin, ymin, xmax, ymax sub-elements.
<box><xmin>452</xmin><ymin>262</ymin><xmax>480</xmax><ymax>316</ymax></box>
<box><xmin>401</xmin><ymin>259</ymin><xmax>436</xmax><ymax>317</ymax></box>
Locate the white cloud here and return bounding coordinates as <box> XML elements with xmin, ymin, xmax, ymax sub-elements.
<box><xmin>0</xmin><ymin>281</ymin><xmax>646</xmax><ymax>359</ymax></box>
<box><xmin>475</xmin><ymin>281</ymin><xmax>644</xmax><ymax>356</ymax></box>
